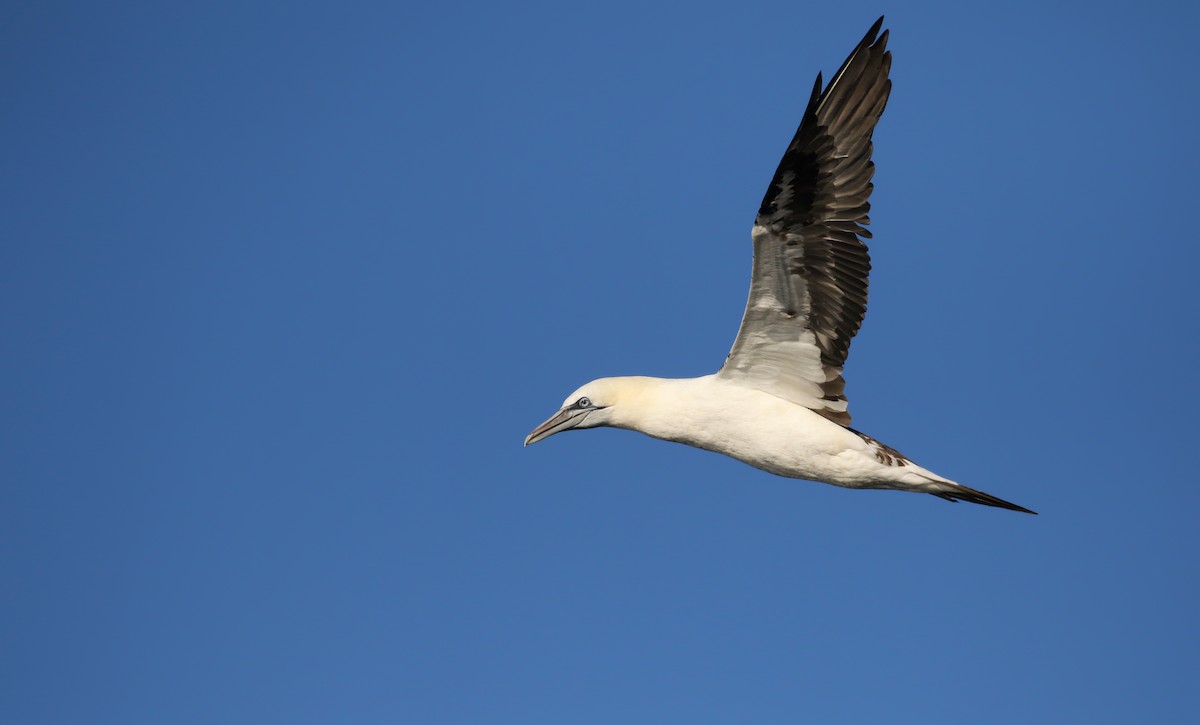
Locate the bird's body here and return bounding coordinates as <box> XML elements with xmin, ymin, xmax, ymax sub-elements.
<box><xmin>579</xmin><ymin>375</ymin><xmax>907</xmax><ymax>487</ymax></box>
<box><xmin>525</xmin><ymin>18</ymin><xmax>1035</xmax><ymax>514</ymax></box>
<box><xmin>545</xmin><ymin>375</ymin><xmax>1028</xmax><ymax>511</ymax></box>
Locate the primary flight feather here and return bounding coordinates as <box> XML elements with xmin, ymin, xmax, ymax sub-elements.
<box><xmin>525</xmin><ymin>18</ymin><xmax>1035</xmax><ymax>514</ymax></box>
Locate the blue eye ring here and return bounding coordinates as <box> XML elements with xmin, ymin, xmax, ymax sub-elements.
<box><xmin>577</xmin><ymin>397</ymin><xmax>591</xmax><ymax>408</ymax></box>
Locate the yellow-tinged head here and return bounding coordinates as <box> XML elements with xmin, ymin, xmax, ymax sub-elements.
<box><xmin>523</xmin><ymin>376</ymin><xmax>656</xmax><ymax>446</ymax></box>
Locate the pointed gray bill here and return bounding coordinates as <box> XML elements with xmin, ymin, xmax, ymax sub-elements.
<box><xmin>524</xmin><ymin>407</ymin><xmax>589</xmax><ymax>446</ymax></box>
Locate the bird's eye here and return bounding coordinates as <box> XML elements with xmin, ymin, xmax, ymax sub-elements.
<box><xmin>577</xmin><ymin>397</ymin><xmax>591</xmax><ymax>408</ymax></box>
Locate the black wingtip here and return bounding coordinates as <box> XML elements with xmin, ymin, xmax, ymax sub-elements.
<box><xmin>854</xmin><ymin>16</ymin><xmax>884</xmax><ymax>49</ymax></box>
<box><xmin>862</xmin><ymin>17</ymin><xmax>888</xmax><ymax>54</ymax></box>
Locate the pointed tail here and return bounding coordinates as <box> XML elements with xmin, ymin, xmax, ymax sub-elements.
<box><xmin>930</xmin><ymin>483</ymin><xmax>1037</xmax><ymax>515</ymax></box>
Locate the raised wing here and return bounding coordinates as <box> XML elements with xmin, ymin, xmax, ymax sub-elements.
<box><xmin>717</xmin><ymin>18</ymin><xmax>892</xmax><ymax>426</ymax></box>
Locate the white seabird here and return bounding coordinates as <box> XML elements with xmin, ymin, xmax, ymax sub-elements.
<box><xmin>525</xmin><ymin>18</ymin><xmax>1035</xmax><ymax>514</ymax></box>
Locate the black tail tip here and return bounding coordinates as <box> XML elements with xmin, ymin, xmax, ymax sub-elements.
<box><xmin>931</xmin><ymin>488</ymin><xmax>1038</xmax><ymax>515</ymax></box>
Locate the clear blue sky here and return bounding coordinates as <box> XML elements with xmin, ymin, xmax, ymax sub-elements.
<box><xmin>3</xmin><ymin>1</ymin><xmax>1198</xmax><ymax>723</ymax></box>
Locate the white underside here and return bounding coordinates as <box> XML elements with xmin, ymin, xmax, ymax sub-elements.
<box><xmin>610</xmin><ymin>375</ymin><xmax>955</xmax><ymax>494</ymax></box>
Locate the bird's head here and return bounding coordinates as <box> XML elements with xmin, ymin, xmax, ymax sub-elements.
<box><xmin>524</xmin><ymin>378</ymin><xmax>639</xmax><ymax>446</ymax></box>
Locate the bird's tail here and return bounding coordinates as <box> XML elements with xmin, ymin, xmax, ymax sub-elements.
<box><xmin>928</xmin><ymin>481</ymin><xmax>1037</xmax><ymax>514</ymax></box>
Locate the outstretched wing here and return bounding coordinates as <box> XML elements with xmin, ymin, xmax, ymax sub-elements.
<box><xmin>718</xmin><ymin>18</ymin><xmax>892</xmax><ymax>426</ymax></box>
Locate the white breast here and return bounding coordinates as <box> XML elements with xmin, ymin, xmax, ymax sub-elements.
<box><xmin>611</xmin><ymin>375</ymin><xmax>890</xmax><ymax>486</ymax></box>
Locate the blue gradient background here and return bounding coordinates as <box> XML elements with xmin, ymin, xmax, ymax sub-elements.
<box><xmin>4</xmin><ymin>2</ymin><xmax>1198</xmax><ymax>722</ymax></box>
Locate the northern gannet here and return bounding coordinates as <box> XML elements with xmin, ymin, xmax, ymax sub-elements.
<box><xmin>525</xmin><ymin>18</ymin><xmax>1035</xmax><ymax>514</ymax></box>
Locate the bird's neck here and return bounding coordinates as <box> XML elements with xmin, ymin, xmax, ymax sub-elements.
<box><xmin>606</xmin><ymin>375</ymin><xmax>719</xmax><ymax>444</ymax></box>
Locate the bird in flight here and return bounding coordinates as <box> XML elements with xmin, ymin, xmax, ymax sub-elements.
<box><xmin>525</xmin><ymin>18</ymin><xmax>1034</xmax><ymax>514</ymax></box>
